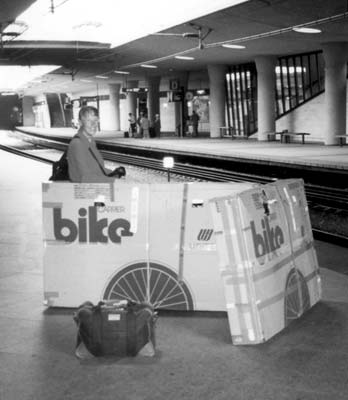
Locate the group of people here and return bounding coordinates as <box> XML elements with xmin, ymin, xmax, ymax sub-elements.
<box><xmin>128</xmin><ymin>110</ymin><xmax>200</xmax><ymax>138</ymax></box>
<box><xmin>128</xmin><ymin>112</ymin><xmax>161</xmax><ymax>138</ymax></box>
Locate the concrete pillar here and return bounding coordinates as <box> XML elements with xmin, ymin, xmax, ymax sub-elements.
<box><xmin>207</xmin><ymin>64</ymin><xmax>227</xmax><ymax>138</ymax></box>
<box><xmin>174</xmin><ymin>102</ymin><xmax>181</xmax><ymax>136</ymax></box>
<box><xmin>22</xmin><ymin>96</ymin><xmax>35</xmax><ymax>126</ymax></box>
<box><xmin>146</xmin><ymin>77</ymin><xmax>160</xmax><ymax>125</ymax></box>
<box><xmin>34</xmin><ymin>94</ymin><xmax>50</xmax><ymax>128</ymax></box>
<box><xmin>126</xmin><ymin>80</ymin><xmax>138</xmax><ymax>117</ymax></box>
<box><xmin>255</xmin><ymin>56</ymin><xmax>276</xmax><ymax>141</ymax></box>
<box><xmin>108</xmin><ymin>83</ymin><xmax>121</xmax><ymax>130</ymax></box>
<box><xmin>322</xmin><ymin>42</ymin><xmax>348</xmax><ymax>145</ymax></box>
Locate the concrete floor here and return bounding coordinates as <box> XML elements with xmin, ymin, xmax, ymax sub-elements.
<box><xmin>1</xmin><ymin>145</ymin><xmax>348</xmax><ymax>400</ymax></box>
<box><xmin>16</xmin><ymin>126</ymin><xmax>348</xmax><ymax>170</ymax></box>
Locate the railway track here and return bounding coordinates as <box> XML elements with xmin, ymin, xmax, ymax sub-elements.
<box><xmin>1</xmin><ymin>132</ymin><xmax>347</xmax><ymax>247</ymax></box>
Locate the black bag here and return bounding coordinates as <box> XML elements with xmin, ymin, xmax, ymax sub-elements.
<box><xmin>149</xmin><ymin>127</ymin><xmax>156</xmax><ymax>138</ymax></box>
<box><xmin>49</xmin><ymin>150</ymin><xmax>69</xmax><ymax>181</ymax></box>
<box><xmin>73</xmin><ymin>300</ymin><xmax>156</xmax><ymax>358</ymax></box>
<box><xmin>108</xmin><ymin>166</ymin><xmax>126</xmax><ymax>178</ymax></box>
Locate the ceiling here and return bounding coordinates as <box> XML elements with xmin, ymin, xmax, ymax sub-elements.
<box><xmin>2</xmin><ymin>0</ymin><xmax>348</xmax><ymax>96</ymax></box>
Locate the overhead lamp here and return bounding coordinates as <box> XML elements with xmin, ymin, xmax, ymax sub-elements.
<box><xmin>175</xmin><ymin>55</ymin><xmax>195</xmax><ymax>60</ymax></box>
<box><xmin>80</xmin><ymin>79</ymin><xmax>93</xmax><ymax>83</ymax></box>
<box><xmin>114</xmin><ymin>70</ymin><xmax>130</xmax><ymax>74</ymax></box>
<box><xmin>222</xmin><ymin>44</ymin><xmax>246</xmax><ymax>49</ymax></box>
<box><xmin>292</xmin><ymin>27</ymin><xmax>321</xmax><ymax>34</ymax></box>
<box><xmin>95</xmin><ymin>75</ymin><xmax>108</xmax><ymax>79</ymax></box>
<box><xmin>141</xmin><ymin>64</ymin><xmax>158</xmax><ymax>69</ymax></box>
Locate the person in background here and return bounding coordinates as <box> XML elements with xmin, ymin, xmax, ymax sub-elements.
<box><xmin>190</xmin><ymin>110</ymin><xmax>200</xmax><ymax>137</ymax></box>
<box><xmin>67</xmin><ymin>106</ymin><xmax>125</xmax><ymax>182</ymax></box>
<box><xmin>137</xmin><ymin>112</ymin><xmax>144</xmax><ymax>137</ymax></box>
<box><xmin>153</xmin><ymin>113</ymin><xmax>161</xmax><ymax>137</ymax></box>
<box><xmin>10</xmin><ymin>106</ymin><xmax>21</xmax><ymax>130</ymax></box>
<box><xmin>139</xmin><ymin>113</ymin><xmax>150</xmax><ymax>139</ymax></box>
<box><xmin>128</xmin><ymin>112</ymin><xmax>136</xmax><ymax>137</ymax></box>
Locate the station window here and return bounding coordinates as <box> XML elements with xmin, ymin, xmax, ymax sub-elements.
<box><xmin>275</xmin><ymin>50</ymin><xmax>324</xmax><ymax>117</ymax></box>
<box><xmin>224</xmin><ymin>51</ymin><xmax>325</xmax><ymax>137</ymax></box>
<box><xmin>225</xmin><ymin>63</ymin><xmax>257</xmax><ymax>137</ymax></box>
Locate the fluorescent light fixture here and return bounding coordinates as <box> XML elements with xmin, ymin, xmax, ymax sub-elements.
<box><xmin>95</xmin><ymin>75</ymin><xmax>108</xmax><ymax>79</ymax></box>
<box><xmin>222</xmin><ymin>44</ymin><xmax>246</xmax><ymax>49</ymax></box>
<box><xmin>13</xmin><ymin>0</ymin><xmax>248</xmax><ymax>48</ymax></box>
<box><xmin>141</xmin><ymin>64</ymin><xmax>158</xmax><ymax>69</ymax></box>
<box><xmin>1</xmin><ymin>92</ymin><xmax>17</xmax><ymax>96</ymax></box>
<box><xmin>0</xmin><ymin>65</ymin><xmax>59</xmax><ymax>91</ymax></box>
<box><xmin>175</xmin><ymin>55</ymin><xmax>195</xmax><ymax>60</ymax></box>
<box><xmin>292</xmin><ymin>27</ymin><xmax>321</xmax><ymax>33</ymax></box>
<box><xmin>80</xmin><ymin>79</ymin><xmax>93</xmax><ymax>83</ymax></box>
<box><xmin>114</xmin><ymin>70</ymin><xmax>130</xmax><ymax>74</ymax></box>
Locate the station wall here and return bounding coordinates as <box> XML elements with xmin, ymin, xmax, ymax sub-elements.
<box><xmin>20</xmin><ymin>72</ymin><xmax>348</xmax><ymax>141</ymax></box>
<box><xmin>276</xmin><ymin>84</ymin><xmax>348</xmax><ymax>142</ymax></box>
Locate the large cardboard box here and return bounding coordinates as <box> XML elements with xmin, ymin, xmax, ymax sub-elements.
<box><xmin>42</xmin><ymin>181</ymin><xmax>253</xmax><ymax>310</ymax></box>
<box><xmin>209</xmin><ymin>179</ymin><xmax>321</xmax><ymax>344</ymax></box>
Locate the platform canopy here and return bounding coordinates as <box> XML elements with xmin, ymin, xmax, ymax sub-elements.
<box><xmin>1</xmin><ymin>0</ymin><xmax>348</xmax><ymax>95</ymax></box>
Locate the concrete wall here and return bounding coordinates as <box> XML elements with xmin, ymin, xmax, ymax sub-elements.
<box><xmin>33</xmin><ymin>94</ymin><xmax>51</xmax><ymax>128</ymax></box>
<box><xmin>160</xmin><ymin>97</ymin><xmax>176</xmax><ymax>132</ymax></box>
<box><xmin>22</xmin><ymin>96</ymin><xmax>35</xmax><ymax>126</ymax></box>
<box><xmin>71</xmin><ymin>87</ymin><xmax>127</xmax><ymax>131</ymax></box>
<box><xmin>276</xmin><ymin>93</ymin><xmax>325</xmax><ymax>141</ymax></box>
<box><xmin>276</xmin><ymin>80</ymin><xmax>348</xmax><ymax>141</ymax></box>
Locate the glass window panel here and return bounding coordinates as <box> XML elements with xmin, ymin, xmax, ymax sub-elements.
<box><xmin>280</xmin><ymin>59</ymin><xmax>290</xmax><ymax>112</ymax></box>
<box><xmin>317</xmin><ymin>52</ymin><xmax>325</xmax><ymax>91</ymax></box>
<box><xmin>302</xmin><ymin>55</ymin><xmax>311</xmax><ymax>100</ymax></box>
<box><xmin>295</xmin><ymin>56</ymin><xmax>304</xmax><ymax>103</ymax></box>
<box><xmin>309</xmin><ymin>53</ymin><xmax>319</xmax><ymax>94</ymax></box>
<box><xmin>287</xmin><ymin>57</ymin><xmax>297</xmax><ymax>108</ymax></box>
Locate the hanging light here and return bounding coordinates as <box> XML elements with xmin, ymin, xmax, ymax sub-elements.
<box><xmin>292</xmin><ymin>27</ymin><xmax>321</xmax><ymax>33</ymax></box>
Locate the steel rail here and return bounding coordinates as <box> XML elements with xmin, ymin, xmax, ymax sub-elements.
<box><xmin>0</xmin><ymin>143</ymin><xmax>54</xmax><ymax>164</ymax></box>
<box><xmin>7</xmin><ymin>132</ymin><xmax>348</xmax><ymax>209</ymax></box>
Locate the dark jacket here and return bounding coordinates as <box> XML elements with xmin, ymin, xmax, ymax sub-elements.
<box><xmin>67</xmin><ymin>129</ymin><xmax>114</xmax><ymax>183</ymax></box>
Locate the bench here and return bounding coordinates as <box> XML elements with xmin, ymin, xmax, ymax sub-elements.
<box><xmin>335</xmin><ymin>135</ymin><xmax>347</xmax><ymax>146</ymax></box>
<box><xmin>280</xmin><ymin>132</ymin><xmax>310</xmax><ymax>144</ymax></box>
<box><xmin>267</xmin><ymin>131</ymin><xmax>286</xmax><ymax>141</ymax></box>
<box><xmin>231</xmin><ymin>134</ymin><xmax>249</xmax><ymax>140</ymax></box>
<box><xmin>220</xmin><ymin>127</ymin><xmax>249</xmax><ymax>140</ymax></box>
<box><xmin>220</xmin><ymin>126</ymin><xmax>235</xmax><ymax>138</ymax></box>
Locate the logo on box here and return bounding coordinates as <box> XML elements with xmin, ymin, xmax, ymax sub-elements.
<box><xmin>53</xmin><ymin>207</ymin><xmax>133</xmax><ymax>244</ymax></box>
<box><xmin>250</xmin><ymin>217</ymin><xmax>284</xmax><ymax>263</ymax></box>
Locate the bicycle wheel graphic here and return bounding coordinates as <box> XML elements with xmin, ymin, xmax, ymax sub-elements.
<box><xmin>103</xmin><ymin>262</ymin><xmax>194</xmax><ymax>310</ymax></box>
<box><xmin>284</xmin><ymin>268</ymin><xmax>310</xmax><ymax>326</ymax></box>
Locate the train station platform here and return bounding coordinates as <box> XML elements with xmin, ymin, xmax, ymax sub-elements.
<box><xmin>15</xmin><ymin>126</ymin><xmax>348</xmax><ymax>173</ymax></box>
<box><xmin>1</xmin><ymin>144</ymin><xmax>348</xmax><ymax>399</ymax></box>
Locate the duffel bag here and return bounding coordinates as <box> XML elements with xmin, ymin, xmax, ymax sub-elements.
<box><xmin>73</xmin><ymin>300</ymin><xmax>157</xmax><ymax>359</ymax></box>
